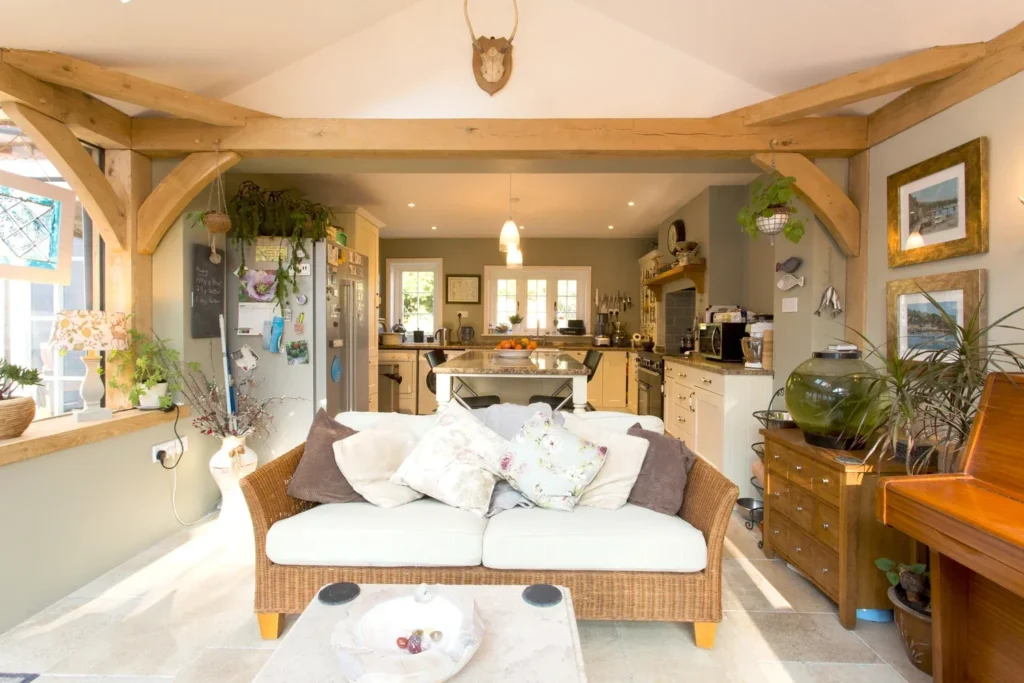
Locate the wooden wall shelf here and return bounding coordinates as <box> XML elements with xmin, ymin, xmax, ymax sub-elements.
<box><xmin>641</xmin><ymin>263</ymin><xmax>706</xmax><ymax>293</ymax></box>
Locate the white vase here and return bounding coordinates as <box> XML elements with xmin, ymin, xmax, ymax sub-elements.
<box><xmin>137</xmin><ymin>382</ymin><xmax>168</xmax><ymax>409</ymax></box>
<box><xmin>512</xmin><ymin>322</ymin><xmax>523</xmax><ymax>334</ymax></box>
<box><xmin>210</xmin><ymin>435</ymin><xmax>258</xmax><ymax>527</ymax></box>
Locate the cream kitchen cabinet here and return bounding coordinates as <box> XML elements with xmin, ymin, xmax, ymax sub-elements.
<box><xmin>379</xmin><ymin>350</ymin><xmax>417</xmax><ymax>415</ymax></box>
<box><xmin>600</xmin><ymin>351</ymin><xmax>628</xmax><ymax>410</ymax></box>
<box><xmin>626</xmin><ymin>352</ymin><xmax>639</xmax><ymax>415</ymax></box>
<box><xmin>664</xmin><ymin>357</ymin><xmax>772</xmax><ymax>498</ymax></box>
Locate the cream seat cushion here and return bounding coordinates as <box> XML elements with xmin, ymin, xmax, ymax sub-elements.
<box><xmin>266</xmin><ymin>499</ymin><xmax>487</xmax><ymax>567</ymax></box>
<box><xmin>481</xmin><ymin>504</ymin><xmax>707</xmax><ymax>573</ymax></box>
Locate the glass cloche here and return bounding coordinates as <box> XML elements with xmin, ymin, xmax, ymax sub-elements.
<box><xmin>785</xmin><ymin>348</ymin><xmax>883</xmax><ymax>450</ymax></box>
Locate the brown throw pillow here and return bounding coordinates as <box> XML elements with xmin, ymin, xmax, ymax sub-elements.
<box><xmin>626</xmin><ymin>423</ymin><xmax>698</xmax><ymax>516</ymax></box>
<box><xmin>287</xmin><ymin>409</ymin><xmax>364</xmax><ymax>504</ymax></box>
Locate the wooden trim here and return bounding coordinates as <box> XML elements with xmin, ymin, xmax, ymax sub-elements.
<box><xmin>845</xmin><ymin>150</ymin><xmax>869</xmax><ymax>342</ymax></box>
<box><xmin>751</xmin><ymin>152</ymin><xmax>860</xmax><ymax>257</ymax></box>
<box><xmin>641</xmin><ymin>263</ymin><xmax>706</xmax><ymax>293</ymax></box>
<box><xmin>0</xmin><ymin>406</ymin><xmax>191</xmax><ymax>468</ymax></box>
<box><xmin>732</xmin><ymin>43</ymin><xmax>985</xmax><ymax>126</ymax></box>
<box><xmin>138</xmin><ymin>151</ymin><xmax>241</xmax><ymax>254</ymax></box>
<box><xmin>1</xmin><ymin>49</ymin><xmax>272</xmax><ymax>127</ymax></box>
<box><xmin>129</xmin><ymin>116</ymin><xmax>869</xmax><ymax>158</ymax></box>
<box><xmin>868</xmin><ymin>22</ymin><xmax>1024</xmax><ymax>146</ymax></box>
<box><xmin>3</xmin><ymin>101</ymin><xmax>127</xmax><ymax>251</ymax></box>
<box><xmin>0</xmin><ymin>61</ymin><xmax>130</xmax><ymax>148</ymax></box>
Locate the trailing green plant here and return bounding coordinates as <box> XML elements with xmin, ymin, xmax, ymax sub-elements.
<box><xmin>0</xmin><ymin>359</ymin><xmax>42</xmax><ymax>400</ymax></box>
<box><xmin>509</xmin><ymin>301</ymin><xmax>523</xmax><ymax>325</ymax></box>
<box><xmin>107</xmin><ymin>329</ymin><xmax>182</xmax><ymax>409</ymax></box>
<box><xmin>842</xmin><ymin>291</ymin><xmax>1024</xmax><ymax>474</ymax></box>
<box><xmin>227</xmin><ymin>181</ymin><xmax>334</xmax><ymax>312</ymax></box>
<box><xmin>876</xmin><ymin>558</ymin><xmax>930</xmax><ymax>614</ymax></box>
<box><xmin>737</xmin><ymin>172</ymin><xmax>805</xmax><ymax>244</ymax></box>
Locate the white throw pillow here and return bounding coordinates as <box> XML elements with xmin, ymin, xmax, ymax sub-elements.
<box><xmin>333</xmin><ymin>427</ymin><xmax>423</xmax><ymax>508</ymax></box>
<box><xmin>390</xmin><ymin>402</ymin><xmax>508</xmax><ymax>517</ymax></box>
<box><xmin>501</xmin><ymin>411</ymin><xmax>607</xmax><ymax>511</ymax></box>
<box><xmin>563</xmin><ymin>413</ymin><xmax>650</xmax><ymax>510</ymax></box>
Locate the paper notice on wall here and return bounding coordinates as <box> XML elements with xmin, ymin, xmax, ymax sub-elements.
<box><xmin>237</xmin><ymin>302</ymin><xmax>275</xmax><ymax>335</ymax></box>
<box><xmin>255</xmin><ymin>238</ymin><xmax>288</xmax><ymax>264</ymax></box>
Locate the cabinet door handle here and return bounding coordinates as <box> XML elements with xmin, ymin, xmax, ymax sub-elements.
<box><xmin>821</xmin><ymin>523</ymin><xmax>830</xmax><ymax>530</ymax></box>
<box><xmin>794</xmin><ymin>465</ymin><xmax>804</xmax><ymax>472</ymax></box>
<box><xmin>820</xmin><ymin>477</ymin><xmax>830</xmax><ymax>485</ymax></box>
<box><xmin>701</xmin><ymin>378</ymin><xmax>712</xmax><ymax>384</ymax></box>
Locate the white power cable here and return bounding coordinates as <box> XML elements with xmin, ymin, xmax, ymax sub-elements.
<box><xmin>171</xmin><ymin>467</ymin><xmax>218</xmax><ymax>527</ymax></box>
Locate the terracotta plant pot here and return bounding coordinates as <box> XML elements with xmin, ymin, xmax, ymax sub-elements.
<box><xmin>203</xmin><ymin>211</ymin><xmax>232</xmax><ymax>234</ymax></box>
<box><xmin>0</xmin><ymin>396</ymin><xmax>36</xmax><ymax>439</ymax></box>
<box><xmin>888</xmin><ymin>586</ymin><xmax>933</xmax><ymax>675</ymax></box>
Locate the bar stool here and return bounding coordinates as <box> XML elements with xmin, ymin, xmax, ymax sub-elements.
<box><xmin>424</xmin><ymin>349</ymin><xmax>501</xmax><ymax>409</ymax></box>
<box><xmin>529</xmin><ymin>349</ymin><xmax>602</xmax><ymax>411</ymax></box>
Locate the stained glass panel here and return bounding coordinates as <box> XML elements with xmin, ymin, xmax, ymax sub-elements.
<box><xmin>0</xmin><ymin>168</ymin><xmax>73</xmax><ymax>285</ymax></box>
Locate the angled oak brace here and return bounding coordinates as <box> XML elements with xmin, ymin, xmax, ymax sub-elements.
<box><xmin>3</xmin><ymin>100</ymin><xmax>127</xmax><ymax>251</ymax></box>
<box><xmin>751</xmin><ymin>152</ymin><xmax>860</xmax><ymax>258</ymax></box>
<box><xmin>137</xmin><ymin>151</ymin><xmax>242</xmax><ymax>254</ymax></box>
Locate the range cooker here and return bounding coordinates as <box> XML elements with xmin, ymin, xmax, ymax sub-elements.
<box><xmin>636</xmin><ymin>351</ymin><xmax>664</xmax><ymax>419</ymax></box>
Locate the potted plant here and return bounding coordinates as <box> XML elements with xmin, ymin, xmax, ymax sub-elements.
<box><xmin>0</xmin><ymin>360</ymin><xmax>42</xmax><ymax>438</ymax></box>
<box><xmin>107</xmin><ymin>330</ymin><xmax>182</xmax><ymax>410</ymax></box>
<box><xmin>227</xmin><ymin>181</ymin><xmax>334</xmax><ymax>312</ymax></box>
<box><xmin>509</xmin><ymin>303</ymin><xmax>524</xmax><ymax>334</ymax></box>
<box><xmin>876</xmin><ymin>558</ymin><xmax>932</xmax><ymax>674</ymax></box>
<box><xmin>737</xmin><ymin>172</ymin><xmax>806</xmax><ymax>245</ymax></box>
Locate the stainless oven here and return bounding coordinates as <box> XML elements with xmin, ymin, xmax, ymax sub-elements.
<box><xmin>636</xmin><ymin>352</ymin><xmax>664</xmax><ymax>418</ymax></box>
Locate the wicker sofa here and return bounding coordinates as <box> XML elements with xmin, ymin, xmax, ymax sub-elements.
<box><xmin>240</xmin><ymin>413</ymin><xmax>739</xmax><ymax>649</ymax></box>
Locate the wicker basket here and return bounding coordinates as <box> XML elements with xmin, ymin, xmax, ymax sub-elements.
<box><xmin>203</xmin><ymin>211</ymin><xmax>232</xmax><ymax>234</ymax></box>
<box><xmin>0</xmin><ymin>396</ymin><xmax>36</xmax><ymax>439</ymax></box>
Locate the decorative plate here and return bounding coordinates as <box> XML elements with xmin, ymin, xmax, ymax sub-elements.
<box><xmin>494</xmin><ymin>349</ymin><xmax>532</xmax><ymax>359</ymax></box>
<box><xmin>331</xmin><ymin>584</ymin><xmax>484</xmax><ymax>683</ymax></box>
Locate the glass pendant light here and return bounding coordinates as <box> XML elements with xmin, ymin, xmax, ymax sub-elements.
<box><xmin>498</xmin><ymin>175</ymin><xmax>521</xmax><ymax>253</ymax></box>
<box><xmin>506</xmin><ymin>244</ymin><xmax>523</xmax><ymax>269</ymax></box>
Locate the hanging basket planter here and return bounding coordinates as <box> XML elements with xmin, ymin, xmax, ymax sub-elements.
<box><xmin>203</xmin><ymin>211</ymin><xmax>232</xmax><ymax>234</ymax></box>
<box><xmin>738</xmin><ymin>171</ymin><xmax>806</xmax><ymax>245</ymax></box>
<box><xmin>755</xmin><ymin>206</ymin><xmax>789</xmax><ymax>239</ymax></box>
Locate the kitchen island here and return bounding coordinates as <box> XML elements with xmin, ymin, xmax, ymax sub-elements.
<box><xmin>433</xmin><ymin>350</ymin><xmax>591</xmax><ymax>414</ymax></box>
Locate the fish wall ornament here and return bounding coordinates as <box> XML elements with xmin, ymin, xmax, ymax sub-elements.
<box><xmin>776</xmin><ymin>274</ymin><xmax>805</xmax><ymax>291</ymax></box>
<box><xmin>814</xmin><ymin>285</ymin><xmax>843</xmax><ymax>319</ymax></box>
<box><xmin>775</xmin><ymin>257</ymin><xmax>803</xmax><ymax>274</ymax></box>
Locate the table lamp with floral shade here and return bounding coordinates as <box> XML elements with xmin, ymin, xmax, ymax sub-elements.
<box><xmin>49</xmin><ymin>310</ymin><xmax>129</xmax><ymax>422</ymax></box>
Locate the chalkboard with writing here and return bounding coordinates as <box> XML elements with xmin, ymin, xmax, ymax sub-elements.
<box><xmin>191</xmin><ymin>243</ymin><xmax>225</xmax><ymax>339</ymax></box>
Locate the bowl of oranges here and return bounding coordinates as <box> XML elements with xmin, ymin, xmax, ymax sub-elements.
<box><xmin>494</xmin><ymin>337</ymin><xmax>538</xmax><ymax>358</ymax></box>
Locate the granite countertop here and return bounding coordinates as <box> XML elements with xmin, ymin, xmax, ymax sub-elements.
<box><xmin>664</xmin><ymin>354</ymin><xmax>773</xmax><ymax>377</ymax></box>
<box><xmin>432</xmin><ymin>350</ymin><xmax>590</xmax><ymax>375</ymax></box>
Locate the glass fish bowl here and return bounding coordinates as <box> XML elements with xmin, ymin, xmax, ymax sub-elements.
<box><xmin>785</xmin><ymin>349</ymin><xmax>883</xmax><ymax>450</ymax></box>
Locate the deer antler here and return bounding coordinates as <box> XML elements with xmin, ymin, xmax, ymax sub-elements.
<box><xmin>464</xmin><ymin>0</ymin><xmax>519</xmax><ymax>47</ymax></box>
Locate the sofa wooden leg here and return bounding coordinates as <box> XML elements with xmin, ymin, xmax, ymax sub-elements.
<box><xmin>257</xmin><ymin>612</ymin><xmax>285</xmax><ymax>640</ymax></box>
<box><xmin>694</xmin><ymin>621</ymin><xmax>717</xmax><ymax>649</ymax></box>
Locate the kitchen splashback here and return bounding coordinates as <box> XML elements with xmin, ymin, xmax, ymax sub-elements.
<box><xmin>664</xmin><ymin>288</ymin><xmax>697</xmax><ymax>352</ymax></box>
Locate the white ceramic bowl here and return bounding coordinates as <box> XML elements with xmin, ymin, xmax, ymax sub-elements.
<box><xmin>494</xmin><ymin>349</ymin><xmax>532</xmax><ymax>359</ymax></box>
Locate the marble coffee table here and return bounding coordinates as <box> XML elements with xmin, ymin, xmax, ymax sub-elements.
<box><xmin>253</xmin><ymin>583</ymin><xmax>588</xmax><ymax>682</ymax></box>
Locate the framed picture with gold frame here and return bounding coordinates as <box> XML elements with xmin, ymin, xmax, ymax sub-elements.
<box><xmin>886</xmin><ymin>137</ymin><xmax>988</xmax><ymax>268</ymax></box>
<box><xmin>885</xmin><ymin>269</ymin><xmax>986</xmax><ymax>360</ymax></box>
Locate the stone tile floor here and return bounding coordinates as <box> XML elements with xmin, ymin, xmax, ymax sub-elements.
<box><xmin>0</xmin><ymin>513</ymin><xmax>930</xmax><ymax>682</ymax></box>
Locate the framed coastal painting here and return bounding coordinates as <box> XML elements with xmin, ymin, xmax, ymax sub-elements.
<box><xmin>886</xmin><ymin>137</ymin><xmax>988</xmax><ymax>268</ymax></box>
<box><xmin>886</xmin><ymin>269</ymin><xmax>986</xmax><ymax>360</ymax></box>
<box><xmin>446</xmin><ymin>274</ymin><xmax>480</xmax><ymax>304</ymax></box>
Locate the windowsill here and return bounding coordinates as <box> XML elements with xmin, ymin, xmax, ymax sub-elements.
<box><xmin>0</xmin><ymin>405</ymin><xmax>192</xmax><ymax>469</ymax></box>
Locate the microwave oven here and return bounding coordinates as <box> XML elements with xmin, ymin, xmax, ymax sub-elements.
<box><xmin>697</xmin><ymin>322</ymin><xmax>747</xmax><ymax>362</ymax></box>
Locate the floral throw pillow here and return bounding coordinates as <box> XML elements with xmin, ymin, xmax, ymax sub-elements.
<box><xmin>390</xmin><ymin>402</ymin><xmax>508</xmax><ymax>517</ymax></box>
<box><xmin>501</xmin><ymin>411</ymin><xmax>608</xmax><ymax>511</ymax></box>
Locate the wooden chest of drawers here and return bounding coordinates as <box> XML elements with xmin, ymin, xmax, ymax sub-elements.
<box><xmin>762</xmin><ymin>429</ymin><xmax>915</xmax><ymax>628</ymax></box>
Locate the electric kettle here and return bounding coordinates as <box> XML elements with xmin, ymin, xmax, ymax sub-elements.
<box><xmin>435</xmin><ymin>327</ymin><xmax>451</xmax><ymax>346</ymax></box>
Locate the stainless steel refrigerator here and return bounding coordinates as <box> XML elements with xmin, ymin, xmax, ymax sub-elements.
<box><xmin>314</xmin><ymin>244</ymin><xmax>369</xmax><ymax>416</ymax></box>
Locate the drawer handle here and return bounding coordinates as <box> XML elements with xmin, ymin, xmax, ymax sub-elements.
<box><xmin>794</xmin><ymin>465</ymin><xmax>804</xmax><ymax>472</ymax></box>
<box><xmin>701</xmin><ymin>378</ymin><xmax>712</xmax><ymax>384</ymax></box>
<box><xmin>821</xmin><ymin>523</ymin><xmax>830</xmax><ymax>530</ymax></box>
<box><xmin>821</xmin><ymin>568</ymin><xmax>829</xmax><ymax>574</ymax></box>
<box><xmin>795</xmin><ymin>506</ymin><xmax>803</xmax><ymax>512</ymax></box>
<box><xmin>820</xmin><ymin>477</ymin><xmax>830</xmax><ymax>485</ymax></box>
<box><xmin>772</xmin><ymin>492</ymin><xmax>780</xmax><ymax>497</ymax></box>
<box><xmin>773</xmin><ymin>529</ymin><xmax>780</xmax><ymax>535</ymax></box>
<box><xmin>773</xmin><ymin>454</ymin><xmax>781</xmax><ymax>460</ymax></box>
<box><xmin>794</xmin><ymin>546</ymin><xmax>803</xmax><ymax>553</ymax></box>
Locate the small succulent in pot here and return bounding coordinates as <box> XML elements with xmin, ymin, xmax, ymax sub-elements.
<box><xmin>0</xmin><ymin>359</ymin><xmax>43</xmax><ymax>438</ymax></box>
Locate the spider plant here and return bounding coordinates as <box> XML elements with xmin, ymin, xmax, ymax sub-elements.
<box><xmin>845</xmin><ymin>291</ymin><xmax>1024</xmax><ymax>474</ymax></box>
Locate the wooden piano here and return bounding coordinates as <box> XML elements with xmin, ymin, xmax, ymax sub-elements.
<box><xmin>879</xmin><ymin>372</ymin><xmax>1024</xmax><ymax>682</ymax></box>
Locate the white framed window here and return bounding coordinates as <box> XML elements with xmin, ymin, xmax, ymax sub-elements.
<box><xmin>483</xmin><ymin>266</ymin><xmax>590</xmax><ymax>333</ymax></box>
<box><xmin>386</xmin><ymin>258</ymin><xmax>442</xmax><ymax>333</ymax></box>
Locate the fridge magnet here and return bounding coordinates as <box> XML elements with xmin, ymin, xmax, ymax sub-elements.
<box><xmin>294</xmin><ymin>312</ymin><xmax>305</xmax><ymax>335</ymax></box>
<box><xmin>286</xmin><ymin>340</ymin><xmax>310</xmax><ymax>365</ymax></box>
<box><xmin>887</xmin><ymin>137</ymin><xmax>988</xmax><ymax>268</ymax></box>
<box><xmin>232</xmin><ymin>345</ymin><xmax>261</xmax><ymax>372</ymax></box>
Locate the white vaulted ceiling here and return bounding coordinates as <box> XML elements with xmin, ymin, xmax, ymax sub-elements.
<box><xmin>1</xmin><ymin>0</ymin><xmax>1018</xmax><ymax>118</ymax></box>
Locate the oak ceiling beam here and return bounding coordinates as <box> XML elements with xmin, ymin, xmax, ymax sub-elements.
<box><xmin>129</xmin><ymin>116</ymin><xmax>869</xmax><ymax>158</ymax></box>
<box><xmin>752</xmin><ymin>152</ymin><xmax>860</xmax><ymax>257</ymax></box>
<box><xmin>3</xmin><ymin>101</ymin><xmax>127</xmax><ymax>250</ymax></box>
<box><xmin>1</xmin><ymin>49</ymin><xmax>272</xmax><ymax>127</ymax></box>
<box><xmin>868</xmin><ymin>20</ymin><xmax>1024</xmax><ymax>146</ymax></box>
<box><xmin>137</xmin><ymin>151</ymin><xmax>241</xmax><ymax>255</ymax></box>
<box><xmin>0</xmin><ymin>61</ymin><xmax>130</xmax><ymax>148</ymax></box>
<box><xmin>732</xmin><ymin>43</ymin><xmax>986</xmax><ymax>126</ymax></box>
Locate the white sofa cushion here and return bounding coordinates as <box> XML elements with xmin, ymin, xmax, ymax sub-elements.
<box><xmin>575</xmin><ymin>412</ymin><xmax>664</xmax><ymax>435</ymax></box>
<box><xmin>481</xmin><ymin>504</ymin><xmax>707</xmax><ymax>573</ymax></box>
<box><xmin>563</xmin><ymin>413</ymin><xmax>649</xmax><ymax>510</ymax></box>
<box><xmin>333</xmin><ymin>426</ymin><xmax>422</xmax><ymax>508</ymax></box>
<box><xmin>266</xmin><ymin>499</ymin><xmax>487</xmax><ymax>567</ymax></box>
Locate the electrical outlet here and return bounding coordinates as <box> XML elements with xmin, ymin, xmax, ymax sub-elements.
<box><xmin>298</xmin><ymin>263</ymin><xmax>311</xmax><ymax>276</ymax></box>
<box><xmin>152</xmin><ymin>436</ymin><xmax>189</xmax><ymax>465</ymax></box>
<box><xmin>457</xmin><ymin>310</ymin><xmax>469</xmax><ymax>318</ymax></box>
<box><xmin>782</xmin><ymin>297</ymin><xmax>799</xmax><ymax>313</ymax></box>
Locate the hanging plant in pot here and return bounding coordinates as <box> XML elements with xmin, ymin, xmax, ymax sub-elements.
<box><xmin>0</xmin><ymin>360</ymin><xmax>43</xmax><ymax>438</ymax></box>
<box><xmin>737</xmin><ymin>173</ymin><xmax>806</xmax><ymax>245</ymax></box>
<box><xmin>187</xmin><ymin>151</ymin><xmax>233</xmax><ymax>264</ymax></box>
<box><xmin>227</xmin><ymin>181</ymin><xmax>333</xmax><ymax>313</ymax></box>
